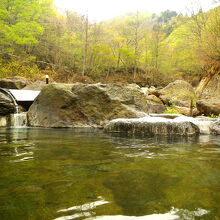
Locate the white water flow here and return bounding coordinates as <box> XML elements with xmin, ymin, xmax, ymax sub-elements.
<box><xmin>111</xmin><ymin>115</ymin><xmax>216</xmax><ymax>135</ymax></box>
<box><xmin>173</xmin><ymin>116</ymin><xmax>214</xmax><ymax>134</ymax></box>
<box><xmin>11</xmin><ymin>113</ymin><xmax>28</xmax><ymax>127</ymax></box>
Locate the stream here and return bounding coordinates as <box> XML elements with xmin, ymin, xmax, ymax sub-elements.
<box><xmin>0</xmin><ymin>128</ymin><xmax>219</xmax><ymax>220</ymax></box>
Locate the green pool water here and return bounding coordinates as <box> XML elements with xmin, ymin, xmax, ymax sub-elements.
<box><xmin>0</xmin><ymin>128</ymin><xmax>219</xmax><ymax>220</ymax></box>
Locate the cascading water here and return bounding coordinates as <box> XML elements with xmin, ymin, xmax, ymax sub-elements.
<box><xmin>0</xmin><ymin>88</ymin><xmax>28</xmax><ymax>127</ymax></box>
<box><xmin>10</xmin><ymin>113</ymin><xmax>28</xmax><ymax>128</ymax></box>
<box><xmin>105</xmin><ymin>115</ymin><xmax>217</xmax><ymax>135</ymax></box>
<box><xmin>174</xmin><ymin>116</ymin><xmax>215</xmax><ymax>134</ymax></box>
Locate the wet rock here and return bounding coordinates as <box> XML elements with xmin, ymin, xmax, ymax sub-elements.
<box><xmin>210</xmin><ymin>120</ymin><xmax>220</xmax><ymax>135</ymax></box>
<box><xmin>0</xmin><ymin>92</ymin><xmax>15</xmax><ymax>115</ymax></box>
<box><xmin>196</xmin><ymin>99</ymin><xmax>220</xmax><ymax>116</ymax></box>
<box><xmin>174</xmin><ymin>115</ymin><xmax>214</xmax><ymax>134</ymax></box>
<box><xmin>9</xmin><ymin>113</ymin><xmax>28</xmax><ymax>127</ymax></box>
<box><xmin>159</xmin><ymin>80</ymin><xmax>197</xmax><ymax>107</ymax></box>
<box><xmin>104</xmin><ymin>117</ymin><xmax>200</xmax><ymax>136</ymax></box>
<box><xmin>0</xmin><ymin>77</ymin><xmax>28</xmax><ymax>89</ymax></box>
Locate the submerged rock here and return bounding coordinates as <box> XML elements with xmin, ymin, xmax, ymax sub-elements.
<box><xmin>104</xmin><ymin>117</ymin><xmax>200</xmax><ymax>136</ymax></box>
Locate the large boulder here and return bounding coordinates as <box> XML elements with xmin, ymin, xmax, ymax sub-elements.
<box><xmin>0</xmin><ymin>77</ymin><xmax>28</xmax><ymax>89</ymax></box>
<box><xmin>196</xmin><ymin>74</ymin><xmax>220</xmax><ymax>99</ymax></box>
<box><xmin>0</xmin><ymin>92</ymin><xmax>16</xmax><ymax>115</ymax></box>
<box><xmin>28</xmin><ymin>83</ymin><xmax>139</xmax><ymax>127</ymax></box>
<box><xmin>195</xmin><ymin>74</ymin><xmax>220</xmax><ymax>116</ymax></box>
<box><xmin>196</xmin><ymin>99</ymin><xmax>220</xmax><ymax>116</ymax></box>
<box><xmin>104</xmin><ymin>117</ymin><xmax>200</xmax><ymax>136</ymax></box>
<box><xmin>102</xmin><ymin>84</ymin><xmax>148</xmax><ymax>112</ymax></box>
<box><xmin>158</xmin><ymin>80</ymin><xmax>197</xmax><ymax>107</ymax></box>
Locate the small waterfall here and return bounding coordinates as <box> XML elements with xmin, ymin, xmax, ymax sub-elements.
<box><xmin>10</xmin><ymin>113</ymin><xmax>28</xmax><ymax>128</ymax></box>
<box><xmin>192</xmin><ymin>121</ymin><xmax>213</xmax><ymax>135</ymax></box>
<box><xmin>174</xmin><ymin>116</ymin><xmax>214</xmax><ymax>135</ymax></box>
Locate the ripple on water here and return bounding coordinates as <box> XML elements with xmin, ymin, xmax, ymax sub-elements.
<box><xmin>10</xmin><ymin>156</ymin><xmax>35</xmax><ymax>163</ymax></box>
<box><xmin>85</xmin><ymin>207</ymin><xmax>209</xmax><ymax>220</ymax></box>
<box><xmin>55</xmin><ymin>197</ymin><xmax>109</xmax><ymax>220</ymax></box>
<box><xmin>54</xmin><ymin>212</ymin><xmax>93</xmax><ymax>220</ymax></box>
<box><xmin>0</xmin><ymin>142</ymin><xmax>36</xmax><ymax>163</ymax></box>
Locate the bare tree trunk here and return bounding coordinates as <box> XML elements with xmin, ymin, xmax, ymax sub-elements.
<box><xmin>133</xmin><ymin>11</ymin><xmax>139</xmax><ymax>80</ymax></box>
<box><xmin>106</xmin><ymin>63</ymin><xmax>110</xmax><ymax>79</ymax></box>
<box><xmin>189</xmin><ymin>99</ymin><xmax>193</xmax><ymax>117</ymax></box>
<box><xmin>117</xmin><ymin>51</ymin><xmax>121</xmax><ymax>68</ymax></box>
<box><xmin>82</xmin><ymin>14</ymin><xmax>88</xmax><ymax>76</ymax></box>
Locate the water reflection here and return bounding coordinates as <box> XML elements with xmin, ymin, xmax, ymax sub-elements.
<box><xmin>0</xmin><ymin>128</ymin><xmax>29</xmax><ymax>143</ymax></box>
<box><xmin>57</xmin><ymin>196</ymin><xmax>109</xmax><ymax>212</ymax></box>
<box><xmin>86</xmin><ymin>207</ymin><xmax>209</xmax><ymax>220</ymax></box>
<box><xmin>55</xmin><ymin>212</ymin><xmax>92</xmax><ymax>220</ymax></box>
<box><xmin>10</xmin><ymin>156</ymin><xmax>34</xmax><ymax>163</ymax></box>
<box><xmin>0</xmin><ymin>128</ymin><xmax>219</xmax><ymax>220</ymax></box>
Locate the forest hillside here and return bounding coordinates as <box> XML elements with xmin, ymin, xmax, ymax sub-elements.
<box><xmin>0</xmin><ymin>1</ymin><xmax>219</xmax><ymax>86</ymax></box>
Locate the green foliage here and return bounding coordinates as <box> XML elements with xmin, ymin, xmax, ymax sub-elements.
<box><xmin>193</xmin><ymin>100</ymin><xmax>197</xmax><ymax>108</ymax></box>
<box><xmin>0</xmin><ymin>1</ymin><xmax>219</xmax><ymax>84</ymax></box>
<box><xmin>0</xmin><ymin>57</ymin><xmax>40</xmax><ymax>79</ymax></box>
<box><xmin>0</xmin><ymin>0</ymin><xmax>51</xmax><ymax>46</ymax></box>
<box><xmin>208</xmin><ymin>113</ymin><xmax>219</xmax><ymax>118</ymax></box>
<box><xmin>164</xmin><ymin>107</ymin><xmax>181</xmax><ymax>114</ymax></box>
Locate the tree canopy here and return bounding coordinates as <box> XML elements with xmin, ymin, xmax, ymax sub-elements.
<box><xmin>0</xmin><ymin>1</ymin><xmax>219</xmax><ymax>86</ymax></box>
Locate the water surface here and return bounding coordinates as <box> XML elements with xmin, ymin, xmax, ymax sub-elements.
<box><xmin>0</xmin><ymin>128</ymin><xmax>219</xmax><ymax>220</ymax></box>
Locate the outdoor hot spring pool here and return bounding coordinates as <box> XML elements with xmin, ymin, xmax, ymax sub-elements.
<box><xmin>0</xmin><ymin>128</ymin><xmax>219</xmax><ymax>220</ymax></box>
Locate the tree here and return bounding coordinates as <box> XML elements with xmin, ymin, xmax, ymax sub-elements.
<box><xmin>82</xmin><ymin>13</ymin><xmax>88</xmax><ymax>76</ymax></box>
<box><xmin>0</xmin><ymin>0</ymin><xmax>53</xmax><ymax>50</ymax></box>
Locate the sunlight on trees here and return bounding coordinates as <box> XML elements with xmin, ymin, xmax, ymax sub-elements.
<box><xmin>0</xmin><ymin>0</ymin><xmax>219</xmax><ymax>85</ymax></box>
